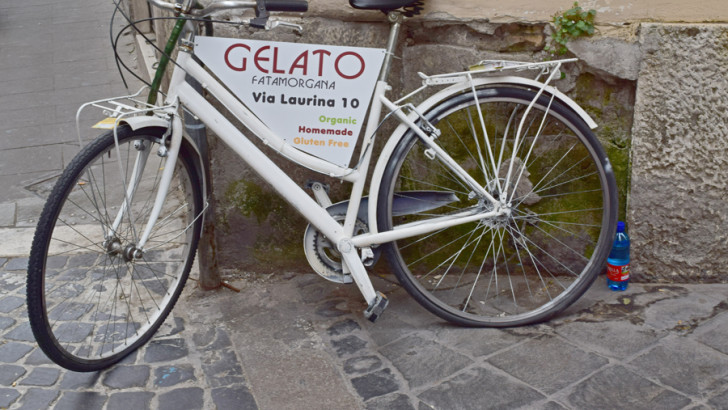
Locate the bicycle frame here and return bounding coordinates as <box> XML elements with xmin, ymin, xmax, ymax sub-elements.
<box><xmin>100</xmin><ymin>10</ymin><xmax>597</xmax><ymax>314</ymax></box>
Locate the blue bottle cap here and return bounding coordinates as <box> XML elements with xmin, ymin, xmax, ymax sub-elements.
<box><xmin>617</xmin><ymin>221</ymin><xmax>625</xmax><ymax>232</ymax></box>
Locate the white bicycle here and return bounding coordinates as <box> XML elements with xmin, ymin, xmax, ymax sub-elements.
<box><xmin>26</xmin><ymin>0</ymin><xmax>618</xmax><ymax>371</ymax></box>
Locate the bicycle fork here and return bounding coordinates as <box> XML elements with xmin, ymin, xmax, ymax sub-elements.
<box><xmin>106</xmin><ymin>115</ymin><xmax>183</xmax><ymax>257</ymax></box>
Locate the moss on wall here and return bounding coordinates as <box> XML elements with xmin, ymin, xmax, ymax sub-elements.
<box><xmin>573</xmin><ymin>73</ymin><xmax>635</xmax><ymax>222</ymax></box>
<box><xmin>222</xmin><ymin>178</ymin><xmax>308</xmax><ymax>270</ymax></box>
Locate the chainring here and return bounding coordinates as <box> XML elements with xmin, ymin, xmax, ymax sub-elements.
<box><xmin>303</xmin><ymin>214</ymin><xmax>368</xmax><ymax>284</ymax></box>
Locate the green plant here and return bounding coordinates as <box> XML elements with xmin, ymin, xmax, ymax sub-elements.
<box><xmin>548</xmin><ymin>2</ymin><xmax>597</xmax><ymax>55</ymax></box>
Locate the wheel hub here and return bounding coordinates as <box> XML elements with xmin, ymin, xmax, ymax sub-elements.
<box><xmin>103</xmin><ymin>237</ymin><xmax>142</xmax><ymax>261</ymax></box>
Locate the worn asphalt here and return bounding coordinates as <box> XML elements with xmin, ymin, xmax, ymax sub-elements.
<box><xmin>1</xmin><ymin>0</ymin><xmax>727</xmax><ymax>409</ymax></box>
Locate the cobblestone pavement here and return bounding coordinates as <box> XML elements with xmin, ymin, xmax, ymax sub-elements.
<box><xmin>1</xmin><ymin>256</ymin><xmax>728</xmax><ymax>409</ymax></box>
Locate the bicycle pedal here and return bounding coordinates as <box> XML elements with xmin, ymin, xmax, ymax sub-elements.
<box><xmin>364</xmin><ymin>291</ymin><xmax>389</xmax><ymax>323</ymax></box>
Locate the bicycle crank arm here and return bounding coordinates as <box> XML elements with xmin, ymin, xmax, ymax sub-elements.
<box><xmin>337</xmin><ymin>238</ymin><xmax>388</xmax><ymax>322</ymax></box>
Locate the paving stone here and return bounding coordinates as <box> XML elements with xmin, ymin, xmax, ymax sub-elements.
<box><xmin>0</xmin><ymin>273</ymin><xmax>24</xmax><ymax>292</ymax></box>
<box><xmin>555</xmin><ymin>320</ymin><xmax>663</xmax><ymax>359</ymax></box>
<box><xmin>15</xmin><ymin>388</ymin><xmax>60</xmax><ymax>410</ymax></box>
<box><xmin>201</xmin><ymin>348</ymin><xmax>246</xmax><ymax>387</ymax></box>
<box><xmin>0</xmin><ymin>317</ymin><xmax>15</xmax><ymax>331</ymax></box>
<box><xmin>567</xmin><ymin>365</ymin><xmax>691</xmax><ymax>409</ymax></box>
<box><xmin>55</xmin><ymin>392</ymin><xmax>107</xmax><ymax>410</ymax></box>
<box><xmin>59</xmin><ymin>371</ymin><xmax>100</xmax><ymax>389</ymax></box>
<box><xmin>433</xmin><ymin>326</ymin><xmax>521</xmax><ymax>357</ymax></box>
<box><xmin>154</xmin><ymin>364</ymin><xmax>196</xmax><ymax>387</ymax></box>
<box><xmin>19</xmin><ymin>367</ymin><xmax>61</xmax><ymax>386</ymax></box>
<box><xmin>53</xmin><ymin>322</ymin><xmax>94</xmax><ymax>343</ymax></box>
<box><xmin>359</xmin><ymin>307</ymin><xmax>417</xmax><ymax>347</ymax></box>
<box><xmin>66</xmin><ymin>253</ymin><xmax>98</xmax><ymax>268</ymax></box>
<box><xmin>0</xmin><ymin>257</ymin><xmax>7</xmax><ymax>267</ymax></box>
<box><xmin>211</xmin><ymin>385</ymin><xmax>257</xmax><ymax>409</ymax></box>
<box><xmin>117</xmin><ymin>349</ymin><xmax>139</xmax><ymax>365</ymax></box>
<box><xmin>5</xmin><ymin>257</ymin><xmax>29</xmax><ymax>271</ymax></box>
<box><xmin>644</xmin><ymin>296</ymin><xmax>718</xmax><ymax>331</ymax></box>
<box><xmin>44</xmin><ymin>255</ymin><xmax>69</xmax><ymax>271</ymax></box>
<box><xmin>380</xmin><ymin>335</ymin><xmax>472</xmax><ymax>388</ymax></box>
<box><xmin>102</xmin><ymin>365</ymin><xmax>150</xmax><ymax>389</ymax></box>
<box><xmin>708</xmin><ymin>389</ymin><xmax>728</xmax><ymax>409</ymax></box>
<box><xmin>316</xmin><ymin>299</ymin><xmax>350</xmax><ymax>317</ymax></box>
<box><xmin>418</xmin><ymin>366</ymin><xmax>545</xmax><ymax>409</ymax></box>
<box><xmin>541</xmin><ymin>401</ymin><xmax>569</xmax><ymax>410</ymax></box>
<box><xmin>331</xmin><ymin>335</ymin><xmax>368</xmax><ymax>357</ymax></box>
<box><xmin>107</xmin><ymin>391</ymin><xmax>154</xmax><ymax>410</ymax></box>
<box><xmin>629</xmin><ymin>337</ymin><xmax>728</xmax><ymax>397</ymax></box>
<box><xmin>343</xmin><ymin>355</ymin><xmax>383</xmax><ymax>376</ymax></box>
<box><xmin>0</xmin><ymin>271</ymin><xmax>24</xmax><ymax>292</ymax></box>
<box><xmin>3</xmin><ymin>322</ymin><xmax>35</xmax><ymax>342</ymax></box>
<box><xmin>0</xmin><ymin>364</ymin><xmax>26</xmax><ymax>385</ymax></box>
<box><xmin>695</xmin><ymin>311</ymin><xmax>728</xmax><ymax>355</ymax></box>
<box><xmin>157</xmin><ymin>387</ymin><xmax>204</xmax><ymax>410</ymax></box>
<box><xmin>24</xmin><ymin>348</ymin><xmax>54</xmax><ymax>366</ymax></box>
<box><xmin>488</xmin><ymin>336</ymin><xmax>609</xmax><ymax>394</ymax></box>
<box><xmin>351</xmin><ymin>368</ymin><xmax>401</xmax><ymax>401</ymax></box>
<box><xmin>0</xmin><ymin>387</ymin><xmax>21</xmax><ymax>408</ymax></box>
<box><xmin>327</xmin><ymin>319</ymin><xmax>361</xmax><ymax>336</ymax></box>
<box><xmin>143</xmin><ymin>338</ymin><xmax>188</xmax><ymax>362</ymax></box>
<box><xmin>364</xmin><ymin>393</ymin><xmax>415</xmax><ymax>410</ymax></box>
<box><xmin>0</xmin><ymin>295</ymin><xmax>24</xmax><ymax>313</ymax></box>
<box><xmin>156</xmin><ymin>316</ymin><xmax>186</xmax><ymax>338</ymax></box>
<box><xmin>0</xmin><ymin>341</ymin><xmax>33</xmax><ymax>362</ymax></box>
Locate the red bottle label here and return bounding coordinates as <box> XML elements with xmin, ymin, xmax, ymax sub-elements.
<box><xmin>607</xmin><ymin>263</ymin><xmax>630</xmax><ymax>281</ymax></box>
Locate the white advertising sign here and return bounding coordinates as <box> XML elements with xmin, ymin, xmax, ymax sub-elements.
<box><xmin>194</xmin><ymin>36</ymin><xmax>386</xmax><ymax>167</ymax></box>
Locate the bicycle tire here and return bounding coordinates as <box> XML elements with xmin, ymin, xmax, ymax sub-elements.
<box><xmin>27</xmin><ymin>125</ymin><xmax>203</xmax><ymax>371</ymax></box>
<box><xmin>377</xmin><ymin>86</ymin><xmax>618</xmax><ymax>327</ymax></box>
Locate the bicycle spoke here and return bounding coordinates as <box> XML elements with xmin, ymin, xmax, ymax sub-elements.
<box><xmin>382</xmin><ymin>86</ymin><xmax>614</xmax><ymax>326</ymax></box>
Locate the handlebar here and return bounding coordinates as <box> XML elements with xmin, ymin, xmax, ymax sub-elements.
<box><xmin>147</xmin><ymin>0</ymin><xmax>308</xmax><ymax>17</ymax></box>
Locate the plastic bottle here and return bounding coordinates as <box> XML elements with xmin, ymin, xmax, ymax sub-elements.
<box><xmin>607</xmin><ymin>221</ymin><xmax>630</xmax><ymax>291</ymax></box>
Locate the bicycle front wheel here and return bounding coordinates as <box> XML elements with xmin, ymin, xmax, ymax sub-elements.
<box><xmin>27</xmin><ymin>125</ymin><xmax>203</xmax><ymax>371</ymax></box>
<box><xmin>377</xmin><ymin>86</ymin><xmax>617</xmax><ymax>327</ymax></box>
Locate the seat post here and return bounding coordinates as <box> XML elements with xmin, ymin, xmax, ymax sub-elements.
<box><xmin>378</xmin><ymin>11</ymin><xmax>404</xmax><ymax>83</ymax></box>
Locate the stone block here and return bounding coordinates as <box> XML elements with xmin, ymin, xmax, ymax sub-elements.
<box><xmin>0</xmin><ymin>364</ymin><xmax>25</xmax><ymax>386</ymax></box>
<box><xmin>107</xmin><ymin>392</ymin><xmax>154</xmax><ymax>410</ymax></box>
<box><xmin>488</xmin><ymin>336</ymin><xmax>609</xmax><ymax>394</ymax></box>
<box><xmin>14</xmin><ymin>388</ymin><xmax>59</xmax><ymax>409</ymax></box>
<box><xmin>211</xmin><ymin>386</ymin><xmax>257</xmax><ymax>410</ymax></box>
<box><xmin>154</xmin><ymin>365</ymin><xmax>197</xmax><ymax>387</ymax></box>
<box><xmin>55</xmin><ymin>392</ymin><xmax>107</xmax><ymax>410</ymax></box>
<box><xmin>157</xmin><ymin>387</ymin><xmax>204</xmax><ymax>410</ymax></box>
<box><xmin>350</xmin><ymin>368</ymin><xmax>400</xmax><ymax>401</ymax></box>
<box><xmin>143</xmin><ymin>338</ymin><xmax>188</xmax><ymax>363</ymax></box>
<box><xmin>0</xmin><ymin>388</ymin><xmax>20</xmax><ymax>408</ymax></box>
<box><xmin>102</xmin><ymin>365</ymin><xmax>150</xmax><ymax>389</ymax></box>
<box><xmin>19</xmin><ymin>367</ymin><xmax>61</xmax><ymax>387</ymax></box>
<box><xmin>629</xmin><ymin>23</ymin><xmax>728</xmax><ymax>283</ymax></box>
<box><xmin>566</xmin><ymin>365</ymin><xmax>690</xmax><ymax>409</ymax></box>
<box><xmin>380</xmin><ymin>335</ymin><xmax>472</xmax><ymax>388</ymax></box>
<box><xmin>418</xmin><ymin>366</ymin><xmax>545</xmax><ymax>409</ymax></box>
<box><xmin>629</xmin><ymin>336</ymin><xmax>728</xmax><ymax>397</ymax></box>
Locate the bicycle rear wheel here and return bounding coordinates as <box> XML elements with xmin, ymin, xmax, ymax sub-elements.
<box><xmin>377</xmin><ymin>86</ymin><xmax>617</xmax><ymax>327</ymax></box>
<box><xmin>27</xmin><ymin>125</ymin><xmax>203</xmax><ymax>371</ymax></box>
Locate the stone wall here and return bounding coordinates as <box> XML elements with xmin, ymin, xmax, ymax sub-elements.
<box><xmin>628</xmin><ymin>24</ymin><xmax>728</xmax><ymax>283</ymax></box>
<box><xmin>136</xmin><ymin>1</ymin><xmax>728</xmax><ymax>282</ymax></box>
<box><xmin>204</xmin><ymin>12</ymin><xmax>639</xmax><ymax>275</ymax></box>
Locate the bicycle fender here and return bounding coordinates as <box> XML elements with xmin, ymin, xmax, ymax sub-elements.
<box><xmin>118</xmin><ymin>115</ymin><xmax>170</xmax><ymax>131</ymax></box>
<box><xmin>118</xmin><ymin>116</ymin><xmax>208</xmax><ymax>212</ymax></box>
<box><xmin>367</xmin><ymin>76</ymin><xmax>596</xmax><ymax>235</ymax></box>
